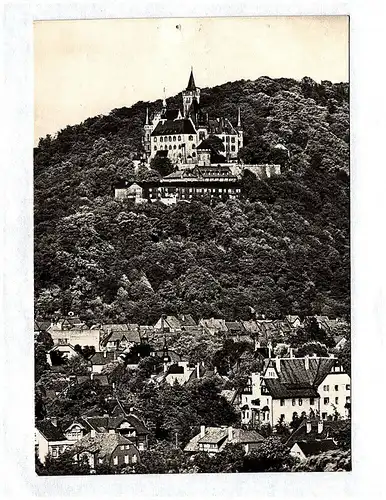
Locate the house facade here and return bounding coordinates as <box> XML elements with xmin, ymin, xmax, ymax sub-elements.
<box><xmin>239</xmin><ymin>356</ymin><xmax>350</xmax><ymax>428</ymax></box>
<box><xmin>35</xmin><ymin>420</ymin><xmax>72</xmax><ymax>464</ymax></box>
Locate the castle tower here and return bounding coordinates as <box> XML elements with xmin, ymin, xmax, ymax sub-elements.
<box><xmin>182</xmin><ymin>68</ymin><xmax>201</xmax><ymax>118</ymax></box>
<box><xmin>143</xmin><ymin>107</ymin><xmax>152</xmax><ymax>158</ymax></box>
<box><xmin>236</xmin><ymin>107</ymin><xmax>244</xmax><ymax>152</ymax></box>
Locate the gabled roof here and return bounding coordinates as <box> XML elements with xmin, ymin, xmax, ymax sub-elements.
<box><xmin>226</xmin><ymin>321</ymin><xmax>246</xmax><ymax>333</ymax></box>
<box><xmin>177</xmin><ymin>314</ymin><xmax>196</xmax><ymax>327</ymax></box>
<box><xmin>199</xmin><ymin>318</ymin><xmax>228</xmax><ymax>332</ymax></box>
<box><xmin>90</xmin><ymin>351</ymin><xmax>120</xmax><ymax>365</ymax></box>
<box><xmin>293</xmin><ymin>439</ymin><xmax>338</xmax><ymax>457</ymax></box>
<box><xmin>262</xmin><ymin>357</ymin><xmax>335</xmax><ymax>399</ymax></box>
<box><xmin>84</xmin><ymin>414</ymin><xmax>149</xmax><ymax>435</ymax></box>
<box><xmin>36</xmin><ymin>420</ymin><xmax>66</xmax><ymax>442</ymax></box>
<box><xmin>151</xmin><ymin>118</ymin><xmax>196</xmax><ymax>136</ymax></box>
<box><xmin>231</xmin><ymin>429</ymin><xmax>265</xmax><ymax>444</ymax></box>
<box><xmin>72</xmin><ymin>432</ymin><xmax>137</xmax><ymax>459</ymax></box>
<box><xmin>198</xmin><ymin>427</ymin><xmax>228</xmax><ymax>444</ymax></box>
<box><xmin>285</xmin><ymin>419</ymin><xmax>349</xmax><ymax>447</ymax></box>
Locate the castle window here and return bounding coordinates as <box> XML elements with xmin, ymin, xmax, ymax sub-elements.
<box><xmin>188</xmin><ymin>135</ymin><xmax>193</xmax><ymax>141</ymax></box>
<box><xmin>160</xmin><ymin>137</ymin><xmax>163</xmax><ymax>142</ymax></box>
<box><xmin>173</xmin><ymin>136</ymin><xmax>176</xmax><ymax>142</ymax></box>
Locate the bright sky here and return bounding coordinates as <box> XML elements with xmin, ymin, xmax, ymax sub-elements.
<box><xmin>34</xmin><ymin>16</ymin><xmax>349</xmax><ymax>143</ymax></box>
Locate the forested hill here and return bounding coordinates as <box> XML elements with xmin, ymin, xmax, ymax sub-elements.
<box><xmin>34</xmin><ymin>76</ymin><xmax>350</xmax><ymax>323</ymax></box>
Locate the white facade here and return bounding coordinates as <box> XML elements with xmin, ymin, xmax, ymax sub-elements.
<box><xmin>317</xmin><ymin>366</ymin><xmax>351</xmax><ymax>419</ymax></box>
<box><xmin>49</xmin><ymin>329</ymin><xmax>101</xmax><ymax>350</ymax></box>
<box><xmin>35</xmin><ymin>429</ymin><xmax>71</xmax><ymax>464</ymax></box>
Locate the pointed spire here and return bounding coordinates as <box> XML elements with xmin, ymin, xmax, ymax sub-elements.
<box><xmin>186</xmin><ymin>67</ymin><xmax>196</xmax><ymax>91</ymax></box>
<box><xmin>145</xmin><ymin>107</ymin><xmax>149</xmax><ymax>125</ymax></box>
<box><xmin>237</xmin><ymin>107</ymin><xmax>241</xmax><ymax>128</ymax></box>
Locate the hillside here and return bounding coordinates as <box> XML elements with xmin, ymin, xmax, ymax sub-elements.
<box><xmin>34</xmin><ymin>76</ymin><xmax>350</xmax><ymax>323</ymax></box>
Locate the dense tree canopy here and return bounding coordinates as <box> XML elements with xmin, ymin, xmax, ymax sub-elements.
<box><xmin>34</xmin><ymin>76</ymin><xmax>349</xmax><ymax>323</ymax></box>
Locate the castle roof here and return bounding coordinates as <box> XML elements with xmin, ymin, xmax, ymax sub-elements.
<box><xmin>186</xmin><ymin>69</ymin><xmax>196</xmax><ymax>91</ymax></box>
<box><xmin>151</xmin><ymin>118</ymin><xmax>196</xmax><ymax>136</ymax></box>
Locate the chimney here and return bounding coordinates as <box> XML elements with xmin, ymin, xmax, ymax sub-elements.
<box><xmin>317</xmin><ymin>420</ymin><xmax>323</xmax><ymax>434</ymax></box>
<box><xmin>50</xmin><ymin>417</ymin><xmax>57</xmax><ymax>427</ymax></box>
<box><xmin>275</xmin><ymin>356</ymin><xmax>281</xmax><ymax>372</ymax></box>
<box><xmin>200</xmin><ymin>425</ymin><xmax>206</xmax><ymax>438</ymax></box>
<box><xmin>306</xmin><ymin>421</ymin><xmax>312</xmax><ymax>434</ymax></box>
<box><xmin>196</xmin><ymin>363</ymin><xmax>200</xmax><ymax>379</ymax></box>
<box><xmin>228</xmin><ymin>426</ymin><xmax>233</xmax><ymax>441</ymax></box>
<box><xmin>104</xmin><ymin>351</ymin><xmax>107</xmax><ymax>358</ymax></box>
<box><xmin>304</xmin><ymin>355</ymin><xmax>309</xmax><ymax>370</ymax></box>
<box><xmin>90</xmin><ymin>429</ymin><xmax>96</xmax><ymax>438</ymax></box>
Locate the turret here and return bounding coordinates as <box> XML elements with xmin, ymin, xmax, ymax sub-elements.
<box><xmin>143</xmin><ymin>107</ymin><xmax>152</xmax><ymax>158</ymax></box>
<box><xmin>182</xmin><ymin>68</ymin><xmax>201</xmax><ymax>118</ymax></box>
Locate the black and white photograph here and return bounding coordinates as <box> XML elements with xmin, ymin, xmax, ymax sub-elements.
<box><xmin>32</xmin><ymin>16</ymin><xmax>351</xmax><ymax>476</ymax></box>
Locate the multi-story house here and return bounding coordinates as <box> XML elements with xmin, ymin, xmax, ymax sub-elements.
<box><xmin>35</xmin><ymin>419</ymin><xmax>72</xmax><ymax>464</ymax></box>
<box><xmin>318</xmin><ymin>363</ymin><xmax>351</xmax><ymax>419</ymax></box>
<box><xmin>239</xmin><ymin>356</ymin><xmax>351</xmax><ymax>428</ymax></box>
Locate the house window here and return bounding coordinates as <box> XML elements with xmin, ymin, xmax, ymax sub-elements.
<box><xmin>335</xmin><ymin>385</ymin><xmax>339</xmax><ymax>391</ymax></box>
<box><xmin>310</xmin><ymin>398</ymin><xmax>315</xmax><ymax>405</ymax></box>
<box><xmin>99</xmin><ymin>458</ymin><xmax>103</xmax><ymax>464</ymax></box>
<box><xmin>226</xmin><ymin>136</ymin><xmax>230</xmax><ymax>142</ymax></box>
<box><xmin>188</xmin><ymin>135</ymin><xmax>194</xmax><ymax>141</ymax></box>
<box><xmin>154</xmin><ymin>137</ymin><xmax>157</xmax><ymax>142</ymax></box>
<box><xmin>173</xmin><ymin>145</ymin><xmax>177</xmax><ymax>149</ymax></box>
<box><xmin>173</xmin><ymin>136</ymin><xmax>176</xmax><ymax>141</ymax></box>
<box><xmin>124</xmin><ymin>455</ymin><xmax>129</xmax><ymax>464</ymax></box>
<box><xmin>231</xmin><ymin>137</ymin><xmax>235</xmax><ymax>143</ymax></box>
<box><xmin>192</xmin><ymin>152</ymin><xmax>196</xmax><ymax>157</ymax></box>
<box><xmin>346</xmin><ymin>396</ymin><xmax>350</xmax><ymax>402</ymax></box>
<box><xmin>280</xmin><ymin>414</ymin><xmax>285</xmax><ymax>420</ymax></box>
<box><xmin>298</xmin><ymin>398</ymin><xmax>303</xmax><ymax>406</ymax></box>
<box><xmin>192</xmin><ymin>144</ymin><xmax>196</xmax><ymax>149</ymax></box>
<box><xmin>120</xmin><ymin>445</ymin><xmax>125</xmax><ymax>450</ymax></box>
<box><xmin>138</xmin><ymin>443</ymin><xmax>145</xmax><ymax>451</ymax></box>
<box><xmin>178</xmin><ymin>136</ymin><xmax>181</xmax><ymax>141</ymax></box>
<box><xmin>280</xmin><ymin>399</ymin><xmax>285</xmax><ymax>406</ymax></box>
<box><xmin>322</xmin><ymin>412</ymin><xmax>327</xmax><ymax>420</ymax></box>
<box><xmin>324</xmin><ymin>397</ymin><xmax>330</xmax><ymax>404</ymax></box>
<box><xmin>132</xmin><ymin>455</ymin><xmax>138</xmax><ymax>463</ymax></box>
<box><xmin>292</xmin><ymin>399</ymin><xmax>296</xmax><ymax>406</ymax></box>
<box><xmin>169</xmin><ymin>136</ymin><xmax>172</xmax><ymax>141</ymax></box>
<box><xmin>51</xmin><ymin>447</ymin><xmax>58</xmax><ymax>458</ymax></box>
<box><xmin>323</xmin><ymin>385</ymin><xmax>329</xmax><ymax>391</ymax></box>
<box><xmin>346</xmin><ymin>384</ymin><xmax>350</xmax><ymax>390</ymax></box>
<box><xmin>160</xmin><ymin>137</ymin><xmax>163</xmax><ymax>142</ymax></box>
<box><xmin>154</xmin><ymin>146</ymin><xmax>157</xmax><ymax>151</ymax></box>
<box><xmin>169</xmin><ymin>145</ymin><xmax>172</xmax><ymax>150</ymax></box>
<box><xmin>335</xmin><ymin>397</ymin><xmax>339</xmax><ymax>404</ymax></box>
<box><xmin>231</xmin><ymin>146</ymin><xmax>235</xmax><ymax>152</ymax></box>
<box><xmin>113</xmin><ymin>456</ymin><xmax>118</xmax><ymax>465</ymax></box>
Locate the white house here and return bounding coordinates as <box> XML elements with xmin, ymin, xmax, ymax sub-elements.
<box><xmin>318</xmin><ymin>363</ymin><xmax>351</xmax><ymax>419</ymax></box>
<box><xmin>35</xmin><ymin>419</ymin><xmax>72</xmax><ymax>464</ymax></box>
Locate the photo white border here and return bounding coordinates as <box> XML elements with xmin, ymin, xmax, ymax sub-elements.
<box><xmin>2</xmin><ymin>0</ymin><xmax>385</xmax><ymax>498</ymax></box>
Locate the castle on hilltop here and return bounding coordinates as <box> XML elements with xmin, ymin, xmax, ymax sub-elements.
<box><xmin>142</xmin><ymin>69</ymin><xmax>244</xmax><ymax>165</ymax></box>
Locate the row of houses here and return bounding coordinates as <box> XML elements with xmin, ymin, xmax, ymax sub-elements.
<box><xmin>35</xmin><ymin>405</ymin><xmax>148</xmax><ymax>467</ymax></box>
<box><xmin>35</xmin><ymin>313</ymin><xmax>348</xmax><ymax>353</ymax></box>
